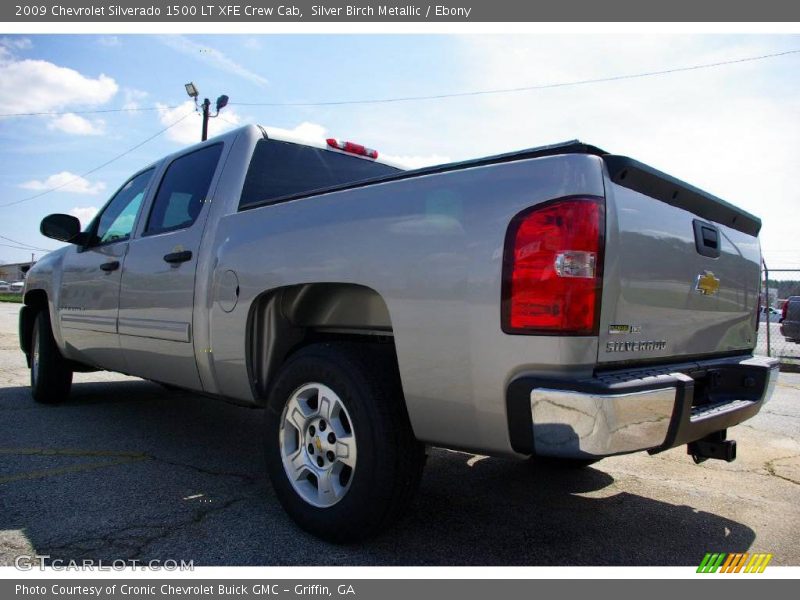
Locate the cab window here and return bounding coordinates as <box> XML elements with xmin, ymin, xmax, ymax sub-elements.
<box><xmin>144</xmin><ymin>144</ymin><xmax>223</xmax><ymax>235</ymax></box>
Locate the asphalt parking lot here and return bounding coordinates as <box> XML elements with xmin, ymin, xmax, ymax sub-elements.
<box><xmin>1</xmin><ymin>301</ymin><xmax>799</xmax><ymax>566</ymax></box>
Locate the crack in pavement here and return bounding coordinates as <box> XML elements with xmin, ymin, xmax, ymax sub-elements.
<box><xmin>0</xmin><ymin>447</ymin><xmax>260</xmax><ymax>485</ymax></box>
<box><xmin>43</xmin><ymin>495</ymin><xmax>252</xmax><ymax>562</ymax></box>
<box><xmin>764</xmin><ymin>454</ymin><xmax>800</xmax><ymax>486</ymax></box>
<box><xmin>643</xmin><ymin>451</ymin><xmax>800</xmax><ymax>488</ymax></box>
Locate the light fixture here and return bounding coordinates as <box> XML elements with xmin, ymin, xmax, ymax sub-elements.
<box><xmin>184</xmin><ymin>82</ymin><xmax>199</xmax><ymax>98</ymax></box>
<box><xmin>215</xmin><ymin>94</ymin><xmax>229</xmax><ymax>112</ymax></box>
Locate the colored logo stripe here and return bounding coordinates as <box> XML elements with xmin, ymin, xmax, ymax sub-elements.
<box><xmin>697</xmin><ymin>552</ymin><xmax>773</xmax><ymax>573</ymax></box>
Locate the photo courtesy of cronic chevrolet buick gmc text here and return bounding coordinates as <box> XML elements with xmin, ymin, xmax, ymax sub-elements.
<box><xmin>19</xmin><ymin>125</ymin><xmax>778</xmax><ymax>542</ymax></box>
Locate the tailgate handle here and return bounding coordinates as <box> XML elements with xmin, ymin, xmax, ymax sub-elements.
<box><xmin>693</xmin><ymin>220</ymin><xmax>721</xmax><ymax>258</ymax></box>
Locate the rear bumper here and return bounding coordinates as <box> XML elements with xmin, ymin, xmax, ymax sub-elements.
<box><xmin>506</xmin><ymin>355</ymin><xmax>779</xmax><ymax>458</ymax></box>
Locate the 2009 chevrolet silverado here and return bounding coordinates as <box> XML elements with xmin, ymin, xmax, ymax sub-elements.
<box><xmin>19</xmin><ymin>125</ymin><xmax>778</xmax><ymax>541</ymax></box>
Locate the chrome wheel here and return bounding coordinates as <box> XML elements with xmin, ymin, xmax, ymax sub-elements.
<box><xmin>279</xmin><ymin>382</ymin><xmax>357</xmax><ymax>508</ymax></box>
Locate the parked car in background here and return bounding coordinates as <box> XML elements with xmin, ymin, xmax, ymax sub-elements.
<box><xmin>0</xmin><ymin>280</ymin><xmax>10</xmax><ymax>292</ymax></box>
<box><xmin>761</xmin><ymin>306</ymin><xmax>781</xmax><ymax>323</ymax></box>
<box><xmin>781</xmin><ymin>296</ymin><xmax>800</xmax><ymax>342</ymax></box>
<box><xmin>9</xmin><ymin>281</ymin><xmax>24</xmax><ymax>294</ymax></box>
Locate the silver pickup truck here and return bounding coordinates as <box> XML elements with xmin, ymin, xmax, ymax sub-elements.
<box><xmin>20</xmin><ymin>125</ymin><xmax>778</xmax><ymax>542</ymax></box>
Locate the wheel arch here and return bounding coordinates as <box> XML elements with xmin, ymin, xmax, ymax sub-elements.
<box><xmin>19</xmin><ymin>288</ymin><xmax>49</xmax><ymax>360</ymax></box>
<box><xmin>245</xmin><ymin>282</ymin><xmax>398</xmax><ymax>405</ymax></box>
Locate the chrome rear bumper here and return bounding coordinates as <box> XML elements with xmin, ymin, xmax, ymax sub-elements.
<box><xmin>506</xmin><ymin>355</ymin><xmax>779</xmax><ymax>459</ymax></box>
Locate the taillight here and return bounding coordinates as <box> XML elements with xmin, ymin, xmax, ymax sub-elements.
<box><xmin>326</xmin><ymin>138</ymin><xmax>379</xmax><ymax>159</ymax></box>
<box><xmin>502</xmin><ymin>196</ymin><xmax>604</xmax><ymax>335</ymax></box>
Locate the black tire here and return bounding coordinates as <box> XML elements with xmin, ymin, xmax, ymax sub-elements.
<box><xmin>264</xmin><ymin>342</ymin><xmax>425</xmax><ymax>543</ymax></box>
<box><xmin>529</xmin><ymin>456</ymin><xmax>601</xmax><ymax>470</ymax></box>
<box><xmin>30</xmin><ymin>310</ymin><xmax>73</xmax><ymax>404</ymax></box>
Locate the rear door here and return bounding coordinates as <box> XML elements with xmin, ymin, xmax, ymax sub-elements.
<box><xmin>598</xmin><ymin>172</ymin><xmax>761</xmax><ymax>365</ymax></box>
<box><xmin>117</xmin><ymin>143</ymin><xmax>225</xmax><ymax>389</ymax></box>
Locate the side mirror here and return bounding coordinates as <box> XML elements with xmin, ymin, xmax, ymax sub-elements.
<box><xmin>40</xmin><ymin>213</ymin><xmax>82</xmax><ymax>243</ymax></box>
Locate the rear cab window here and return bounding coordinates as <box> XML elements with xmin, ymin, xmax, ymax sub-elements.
<box><xmin>238</xmin><ymin>139</ymin><xmax>401</xmax><ymax>209</ymax></box>
<box><xmin>145</xmin><ymin>143</ymin><xmax>224</xmax><ymax>235</ymax></box>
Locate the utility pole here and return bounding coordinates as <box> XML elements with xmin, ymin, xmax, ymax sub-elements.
<box><xmin>201</xmin><ymin>97</ymin><xmax>211</xmax><ymax>142</ymax></box>
<box><xmin>184</xmin><ymin>82</ymin><xmax>230</xmax><ymax>142</ymax></box>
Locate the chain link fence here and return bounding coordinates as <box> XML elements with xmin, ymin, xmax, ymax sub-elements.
<box><xmin>758</xmin><ymin>267</ymin><xmax>800</xmax><ymax>367</ymax></box>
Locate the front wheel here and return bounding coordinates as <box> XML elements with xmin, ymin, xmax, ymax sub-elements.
<box><xmin>30</xmin><ymin>310</ymin><xmax>73</xmax><ymax>404</ymax></box>
<box><xmin>264</xmin><ymin>342</ymin><xmax>425</xmax><ymax>543</ymax></box>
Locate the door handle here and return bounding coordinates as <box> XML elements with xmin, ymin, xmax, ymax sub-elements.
<box><xmin>99</xmin><ymin>261</ymin><xmax>120</xmax><ymax>272</ymax></box>
<box><xmin>163</xmin><ymin>250</ymin><xmax>193</xmax><ymax>264</ymax></box>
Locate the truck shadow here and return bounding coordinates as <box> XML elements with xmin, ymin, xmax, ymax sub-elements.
<box><xmin>0</xmin><ymin>380</ymin><xmax>755</xmax><ymax>566</ymax></box>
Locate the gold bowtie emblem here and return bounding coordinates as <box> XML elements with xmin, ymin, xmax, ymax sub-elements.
<box><xmin>696</xmin><ymin>271</ymin><xmax>720</xmax><ymax>296</ymax></box>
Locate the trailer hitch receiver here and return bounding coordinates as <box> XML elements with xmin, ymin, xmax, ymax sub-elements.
<box><xmin>688</xmin><ymin>430</ymin><xmax>737</xmax><ymax>464</ymax></box>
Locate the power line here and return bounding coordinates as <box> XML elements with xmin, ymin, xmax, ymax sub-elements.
<box><xmin>0</xmin><ymin>110</ymin><xmax>194</xmax><ymax>209</ymax></box>
<box><xmin>0</xmin><ymin>241</ymin><xmax>52</xmax><ymax>252</ymax></box>
<box><xmin>1</xmin><ymin>48</ymin><xmax>796</xmax><ymax>119</ymax></box>
<box><xmin>0</xmin><ymin>104</ymin><xmax>182</xmax><ymax>118</ymax></box>
<box><xmin>233</xmin><ymin>48</ymin><xmax>800</xmax><ymax>108</ymax></box>
<box><xmin>0</xmin><ymin>235</ymin><xmax>52</xmax><ymax>252</ymax></box>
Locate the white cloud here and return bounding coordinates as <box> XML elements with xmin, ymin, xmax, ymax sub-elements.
<box><xmin>157</xmin><ymin>100</ymin><xmax>242</xmax><ymax>145</ymax></box>
<box><xmin>242</xmin><ymin>37</ymin><xmax>262</xmax><ymax>51</ymax></box>
<box><xmin>121</xmin><ymin>88</ymin><xmax>149</xmax><ymax>111</ymax></box>
<box><xmin>381</xmin><ymin>153</ymin><xmax>451</xmax><ymax>169</ymax></box>
<box><xmin>263</xmin><ymin>122</ymin><xmax>328</xmax><ymax>144</ymax></box>
<box><xmin>19</xmin><ymin>172</ymin><xmax>106</xmax><ymax>195</ymax></box>
<box><xmin>47</xmin><ymin>113</ymin><xmax>105</xmax><ymax>136</ymax></box>
<box><xmin>0</xmin><ymin>56</ymin><xmax>118</xmax><ymax>114</ymax></box>
<box><xmin>0</xmin><ymin>37</ymin><xmax>31</xmax><ymax>62</ymax></box>
<box><xmin>0</xmin><ymin>37</ymin><xmax>32</xmax><ymax>51</ymax></box>
<box><xmin>160</xmin><ymin>35</ymin><xmax>268</xmax><ymax>87</ymax></box>
<box><xmin>96</xmin><ymin>36</ymin><xmax>121</xmax><ymax>47</ymax></box>
<box><xmin>69</xmin><ymin>206</ymin><xmax>99</xmax><ymax>227</ymax></box>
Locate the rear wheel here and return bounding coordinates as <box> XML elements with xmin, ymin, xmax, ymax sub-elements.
<box><xmin>264</xmin><ymin>342</ymin><xmax>425</xmax><ymax>543</ymax></box>
<box><xmin>30</xmin><ymin>310</ymin><xmax>73</xmax><ymax>404</ymax></box>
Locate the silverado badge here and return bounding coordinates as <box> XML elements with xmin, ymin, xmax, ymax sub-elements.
<box><xmin>695</xmin><ymin>271</ymin><xmax>720</xmax><ymax>296</ymax></box>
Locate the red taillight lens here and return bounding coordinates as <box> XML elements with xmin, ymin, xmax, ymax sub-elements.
<box><xmin>502</xmin><ymin>197</ymin><xmax>604</xmax><ymax>335</ymax></box>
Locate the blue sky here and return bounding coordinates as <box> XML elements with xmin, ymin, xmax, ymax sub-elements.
<box><xmin>0</xmin><ymin>34</ymin><xmax>798</xmax><ymax>270</ymax></box>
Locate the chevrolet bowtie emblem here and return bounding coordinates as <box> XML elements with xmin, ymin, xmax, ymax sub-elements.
<box><xmin>695</xmin><ymin>271</ymin><xmax>721</xmax><ymax>296</ymax></box>
<box><xmin>315</xmin><ymin>437</ymin><xmax>322</xmax><ymax>451</ymax></box>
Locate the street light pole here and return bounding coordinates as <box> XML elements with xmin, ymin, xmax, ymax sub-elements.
<box><xmin>201</xmin><ymin>97</ymin><xmax>211</xmax><ymax>142</ymax></box>
<box><xmin>185</xmin><ymin>82</ymin><xmax>229</xmax><ymax>143</ymax></box>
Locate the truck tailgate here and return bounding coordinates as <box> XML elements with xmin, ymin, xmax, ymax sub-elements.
<box><xmin>598</xmin><ymin>158</ymin><xmax>761</xmax><ymax>365</ymax></box>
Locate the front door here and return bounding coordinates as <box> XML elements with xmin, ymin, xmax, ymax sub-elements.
<box><xmin>118</xmin><ymin>143</ymin><xmax>224</xmax><ymax>390</ymax></box>
<box><xmin>57</xmin><ymin>168</ymin><xmax>155</xmax><ymax>371</ymax></box>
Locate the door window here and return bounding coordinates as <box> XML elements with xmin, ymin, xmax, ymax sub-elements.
<box><xmin>145</xmin><ymin>144</ymin><xmax>223</xmax><ymax>235</ymax></box>
<box><xmin>92</xmin><ymin>169</ymin><xmax>154</xmax><ymax>245</ymax></box>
